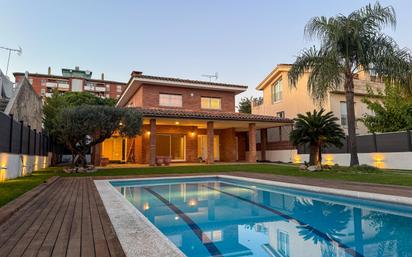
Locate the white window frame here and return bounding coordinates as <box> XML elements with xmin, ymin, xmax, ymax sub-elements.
<box><xmin>340</xmin><ymin>101</ymin><xmax>348</xmax><ymax>127</ymax></box>
<box><xmin>276</xmin><ymin>111</ymin><xmax>285</xmax><ymax>118</ymax></box>
<box><xmin>277</xmin><ymin>230</ymin><xmax>290</xmax><ymax>257</ymax></box>
<box><xmin>271</xmin><ymin>79</ymin><xmax>282</xmax><ymax>103</ymax></box>
<box><xmin>159</xmin><ymin>93</ymin><xmax>183</xmax><ymax>107</ymax></box>
<box><xmin>201</xmin><ymin>97</ymin><xmax>221</xmax><ymax>110</ymax></box>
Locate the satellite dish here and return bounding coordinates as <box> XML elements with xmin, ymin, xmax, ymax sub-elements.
<box><xmin>17</xmin><ymin>46</ymin><xmax>23</xmax><ymax>56</ymax></box>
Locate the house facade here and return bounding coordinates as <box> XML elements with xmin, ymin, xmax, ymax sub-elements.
<box><xmin>14</xmin><ymin>66</ymin><xmax>126</xmax><ymax>99</ymax></box>
<box><xmin>97</xmin><ymin>71</ymin><xmax>292</xmax><ymax>165</ymax></box>
<box><xmin>252</xmin><ymin>64</ymin><xmax>385</xmax><ymax>135</ymax></box>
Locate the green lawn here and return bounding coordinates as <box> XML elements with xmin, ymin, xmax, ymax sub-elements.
<box><xmin>0</xmin><ymin>167</ymin><xmax>61</xmax><ymax>207</ymax></box>
<box><xmin>1</xmin><ymin>163</ymin><xmax>412</xmax><ymax>207</ymax></box>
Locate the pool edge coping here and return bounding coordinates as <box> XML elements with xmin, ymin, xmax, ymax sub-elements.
<box><xmin>94</xmin><ymin>180</ymin><xmax>186</xmax><ymax>257</ymax></box>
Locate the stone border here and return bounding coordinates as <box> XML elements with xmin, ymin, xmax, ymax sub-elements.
<box><xmin>220</xmin><ymin>175</ymin><xmax>412</xmax><ymax>206</ymax></box>
<box><xmin>94</xmin><ymin>180</ymin><xmax>185</xmax><ymax>257</ymax></box>
<box><xmin>96</xmin><ymin>174</ymin><xmax>412</xmax><ymax>257</ymax></box>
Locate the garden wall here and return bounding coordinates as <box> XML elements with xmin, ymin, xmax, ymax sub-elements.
<box><xmin>254</xmin><ymin>150</ymin><xmax>412</xmax><ymax>170</ymax></box>
<box><xmin>0</xmin><ymin>153</ymin><xmax>51</xmax><ymax>181</ymax></box>
<box><xmin>0</xmin><ymin>112</ymin><xmax>52</xmax><ymax>180</ymax></box>
<box><xmin>253</xmin><ymin>130</ymin><xmax>412</xmax><ymax>170</ymax></box>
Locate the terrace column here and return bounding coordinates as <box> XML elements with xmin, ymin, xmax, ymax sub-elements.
<box><xmin>248</xmin><ymin>123</ymin><xmax>257</xmax><ymax>163</ymax></box>
<box><xmin>149</xmin><ymin>119</ymin><xmax>156</xmax><ymax>166</ymax></box>
<box><xmin>260</xmin><ymin>128</ymin><xmax>267</xmax><ymax>162</ymax></box>
<box><xmin>206</xmin><ymin>121</ymin><xmax>214</xmax><ymax>164</ymax></box>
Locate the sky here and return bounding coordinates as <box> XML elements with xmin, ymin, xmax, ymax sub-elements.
<box><xmin>1</xmin><ymin>0</ymin><xmax>411</xmax><ymax>101</ymax></box>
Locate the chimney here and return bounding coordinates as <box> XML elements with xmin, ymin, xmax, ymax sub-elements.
<box><xmin>25</xmin><ymin>71</ymin><xmax>29</xmax><ymax>79</ymax></box>
<box><xmin>131</xmin><ymin>71</ymin><xmax>143</xmax><ymax>77</ymax></box>
<box><xmin>101</xmin><ymin>73</ymin><xmax>105</xmax><ymax>80</ymax></box>
<box><xmin>48</xmin><ymin>66</ymin><xmax>51</xmax><ymax>75</ymax></box>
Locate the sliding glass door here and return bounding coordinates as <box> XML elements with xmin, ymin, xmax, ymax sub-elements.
<box><xmin>197</xmin><ymin>135</ymin><xmax>220</xmax><ymax>161</ymax></box>
<box><xmin>156</xmin><ymin>134</ymin><xmax>186</xmax><ymax>161</ymax></box>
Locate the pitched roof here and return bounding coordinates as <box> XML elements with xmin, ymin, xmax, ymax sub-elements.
<box><xmin>131</xmin><ymin>71</ymin><xmax>248</xmax><ymax>90</ymax></box>
<box><xmin>132</xmin><ymin>107</ymin><xmax>293</xmax><ymax>123</ymax></box>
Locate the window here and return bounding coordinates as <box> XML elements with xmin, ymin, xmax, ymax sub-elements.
<box><xmin>202</xmin><ymin>230</ymin><xmax>223</xmax><ymax>243</ymax></box>
<box><xmin>268</xmin><ymin>127</ymin><xmax>281</xmax><ymax>142</ymax></box>
<box><xmin>159</xmin><ymin>93</ymin><xmax>182</xmax><ymax>107</ymax></box>
<box><xmin>271</xmin><ymin>79</ymin><xmax>282</xmax><ymax>102</ymax></box>
<box><xmin>340</xmin><ymin>102</ymin><xmax>347</xmax><ymax>127</ymax></box>
<box><xmin>277</xmin><ymin>230</ymin><xmax>290</xmax><ymax>257</ymax></box>
<box><xmin>116</xmin><ymin>85</ymin><xmax>122</xmax><ymax>93</ymax></box>
<box><xmin>201</xmin><ymin>97</ymin><xmax>221</xmax><ymax>110</ymax></box>
<box><xmin>156</xmin><ymin>134</ymin><xmax>186</xmax><ymax>160</ymax></box>
<box><xmin>276</xmin><ymin>111</ymin><xmax>285</xmax><ymax>118</ymax></box>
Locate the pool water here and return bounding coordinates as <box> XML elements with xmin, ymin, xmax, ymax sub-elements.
<box><xmin>111</xmin><ymin>177</ymin><xmax>412</xmax><ymax>257</ymax></box>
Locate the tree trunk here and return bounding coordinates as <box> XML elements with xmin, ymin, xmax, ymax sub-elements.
<box><xmin>74</xmin><ymin>152</ymin><xmax>87</xmax><ymax>168</ymax></box>
<box><xmin>345</xmin><ymin>75</ymin><xmax>360</xmax><ymax>166</ymax></box>
<box><xmin>309</xmin><ymin>144</ymin><xmax>320</xmax><ymax>166</ymax></box>
<box><xmin>318</xmin><ymin>146</ymin><xmax>322</xmax><ymax>165</ymax></box>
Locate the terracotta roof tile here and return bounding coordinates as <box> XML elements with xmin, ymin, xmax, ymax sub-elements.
<box><xmin>132</xmin><ymin>107</ymin><xmax>293</xmax><ymax>123</ymax></box>
<box><xmin>132</xmin><ymin>72</ymin><xmax>247</xmax><ymax>89</ymax></box>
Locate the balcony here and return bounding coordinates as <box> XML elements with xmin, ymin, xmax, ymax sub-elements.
<box><xmin>46</xmin><ymin>82</ymin><xmax>57</xmax><ymax>88</ymax></box>
<box><xmin>95</xmin><ymin>86</ymin><xmax>106</xmax><ymax>92</ymax></box>
<box><xmin>84</xmin><ymin>85</ymin><xmax>95</xmax><ymax>91</ymax></box>
<box><xmin>58</xmin><ymin>83</ymin><xmax>70</xmax><ymax>91</ymax></box>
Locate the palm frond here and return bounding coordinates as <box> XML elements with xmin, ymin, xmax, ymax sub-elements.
<box><xmin>288</xmin><ymin>47</ymin><xmax>343</xmax><ymax>103</ymax></box>
<box><xmin>352</xmin><ymin>2</ymin><xmax>396</xmax><ymax>32</ymax></box>
<box><xmin>289</xmin><ymin>109</ymin><xmax>345</xmax><ymax>148</ymax></box>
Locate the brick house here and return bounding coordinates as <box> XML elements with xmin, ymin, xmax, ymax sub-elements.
<box><xmin>14</xmin><ymin>66</ymin><xmax>126</xmax><ymax>100</ymax></box>
<box><xmin>97</xmin><ymin>71</ymin><xmax>292</xmax><ymax>165</ymax></box>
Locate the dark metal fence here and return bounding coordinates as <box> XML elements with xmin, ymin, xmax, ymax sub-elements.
<box><xmin>0</xmin><ymin>112</ymin><xmax>50</xmax><ymax>156</ymax></box>
<box><xmin>297</xmin><ymin>131</ymin><xmax>412</xmax><ymax>154</ymax></box>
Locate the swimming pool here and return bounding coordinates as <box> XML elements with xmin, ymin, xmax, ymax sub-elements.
<box><xmin>109</xmin><ymin>176</ymin><xmax>412</xmax><ymax>257</ymax></box>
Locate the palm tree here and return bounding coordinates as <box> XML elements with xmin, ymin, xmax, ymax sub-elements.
<box><xmin>288</xmin><ymin>2</ymin><xmax>411</xmax><ymax>166</ymax></box>
<box><xmin>290</xmin><ymin>109</ymin><xmax>345</xmax><ymax>166</ymax></box>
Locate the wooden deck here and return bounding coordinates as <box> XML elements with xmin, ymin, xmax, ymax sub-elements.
<box><xmin>0</xmin><ymin>177</ymin><xmax>125</xmax><ymax>257</ymax></box>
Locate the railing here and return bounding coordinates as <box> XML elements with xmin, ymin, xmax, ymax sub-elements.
<box><xmin>252</xmin><ymin>97</ymin><xmax>263</xmax><ymax>107</ymax></box>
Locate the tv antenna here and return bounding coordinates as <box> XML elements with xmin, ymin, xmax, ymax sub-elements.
<box><xmin>202</xmin><ymin>72</ymin><xmax>218</xmax><ymax>82</ymax></box>
<box><xmin>0</xmin><ymin>45</ymin><xmax>23</xmax><ymax>76</ymax></box>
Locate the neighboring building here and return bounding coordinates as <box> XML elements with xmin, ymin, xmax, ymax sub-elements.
<box><xmin>1</xmin><ymin>70</ymin><xmax>42</xmax><ymax>131</ymax></box>
<box><xmin>13</xmin><ymin>66</ymin><xmax>127</xmax><ymax>99</ymax></box>
<box><xmin>252</xmin><ymin>64</ymin><xmax>384</xmax><ymax>135</ymax></box>
<box><xmin>96</xmin><ymin>71</ymin><xmax>292</xmax><ymax>165</ymax></box>
<box><xmin>1</xmin><ymin>70</ymin><xmax>48</xmax><ymax>180</ymax></box>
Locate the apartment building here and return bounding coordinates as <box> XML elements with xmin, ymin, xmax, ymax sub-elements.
<box><xmin>252</xmin><ymin>64</ymin><xmax>385</xmax><ymax>135</ymax></box>
<box><xmin>13</xmin><ymin>66</ymin><xmax>126</xmax><ymax>99</ymax></box>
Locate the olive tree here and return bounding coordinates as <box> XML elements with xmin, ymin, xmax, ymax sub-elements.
<box><xmin>58</xmin><ymin>105</ymin><xmax>142</xmax><ymax>167</ymax></box>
